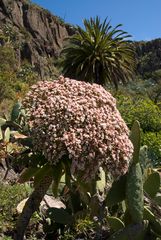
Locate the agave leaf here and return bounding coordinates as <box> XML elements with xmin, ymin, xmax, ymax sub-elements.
<box><xmin>18</xmin><ymin>167</ymin><xmax>39</xmax><ymax>183</ymax></box>
<box><xmin>130</xmin><ymin>121</ymin><xmax>141</xmax><ymax>164</ymax></box>
<box><xmin>143</xmin><ymin>171</ymin><xmax>160</xmax><ymax>198</ymax></box>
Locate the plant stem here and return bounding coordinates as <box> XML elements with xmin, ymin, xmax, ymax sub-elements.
<box><xmin>14</xmin><ymin>175</ymin><xmax>52</xmax><ymax>240</ymax></box>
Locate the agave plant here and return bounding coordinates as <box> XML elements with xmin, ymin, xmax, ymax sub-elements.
<box><xmin>60</xmin><ymin>16</ymin><xmax>135</xmax><ymax>88</ymax></box>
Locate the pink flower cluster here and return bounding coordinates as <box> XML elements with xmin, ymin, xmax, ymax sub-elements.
<box><xmin>23</xmin><ymin>76</ymin><xmax>133</xmax><ymax>180</ymax></box>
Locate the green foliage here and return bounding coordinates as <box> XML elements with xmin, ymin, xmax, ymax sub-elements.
<box><xmin>0</xmin><ymin>35</ymin><xmax>38</xmax><ymax>115</ymax></box>
<box><xmin>16</xmin><ymin>63</ymin><xmax>38</xmax><ymax>85</ymax></box>
<box><xmin>0</xmin><ymin>44</ymin><xmax>18</xmax><ymax>102</ymax></box>
<box><xmin>117</xmin><ymin>95</ymin><xmax>161</xmax><ymax>166</ymax></box>
<box><xmin>117</xmin><ymin>96</ymin><xmax>161</xmax><ymax>132</ymax></box>
<box><xmin>142</xmin><ymin>131</ymin><xmax>161</xmax><ymax>166</ymax></box>
<box><xmin>2</xmin><ymin>25</ymin><xmax>19</xmax><ymax>45</ymax></box>
<box><xmin>0</xmin><ymin>183</ymin><xmax>30</xmax><ymax>233</ymax></box>
<box><xmin>0</xmin><ymin>44</ymin><xmax>16</xmax><ymax>72</ymax></box>
<box><xmin>0</xmin><ymin>237</ymin><xmax>13</xmax><ymax>240</ymax></box>
<box><xmin>74</xmin><ymin>217</ymin><xmax>95</xmax><ymax>238</ymax></box>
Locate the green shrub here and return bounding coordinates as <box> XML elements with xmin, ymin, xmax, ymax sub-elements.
<box><xmin>142</xmin><ymin>131</ymin><xmax>161</xmax><ymax>166</ymax></box>
<box><xmin>0</xmin><ymin>183</ymin><xmax>30</xmax><ymax>233</ymax></box>
<box><xmin>117</xmin><ymin>95</ymin><xmax>161</xmax><ymax>166</ymax></box>
<box><xmin>117</xmin><ymin>95</ymin><xmax>161</xmax><ymax>132</ymax></box>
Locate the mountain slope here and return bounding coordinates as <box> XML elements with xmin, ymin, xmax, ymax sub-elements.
<box><xmin>0</xmin><ymin>0</ymin><xmax>74</xmax><ymax>78</ymax></box>
<box><xmin>135</xmin><ymin>38</ymin><xmax>161</xmax><ymax>75</ymax></box>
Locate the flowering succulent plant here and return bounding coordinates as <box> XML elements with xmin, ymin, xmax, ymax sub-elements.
<box><xmin>23</xmin><ymin>76</ymin><xmax>133</xmax><ymax>180</ymax></box>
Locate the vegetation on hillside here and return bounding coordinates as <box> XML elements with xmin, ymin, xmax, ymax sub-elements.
<box><xmin>0</xmin><ymin>29</ymin><xmax>38</xmax><ymax>115</ymax></box>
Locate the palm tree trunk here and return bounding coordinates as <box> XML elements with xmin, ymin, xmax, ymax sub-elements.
<box><xmin>14</xmin><ymin>175</ymin><xmax>52</xmax><ymax>240</ymax></box>
<box><xmin>95</xmin><ymin>61</ymin><xmax>100</xmax><ymax>84</ymax></box>
<box><xmin>95</xmin><ymin>61</ymin><xmax>103</xmax><ymax>85</ymax></box>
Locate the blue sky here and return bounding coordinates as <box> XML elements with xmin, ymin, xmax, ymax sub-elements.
<box><xmin>32</xmin><ymin>0</ymin><xmax>161</xmax><ymax>41</ymax></box>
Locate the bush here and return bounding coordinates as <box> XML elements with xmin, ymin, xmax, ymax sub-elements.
<box><xmin>117</xmin><ymin>95</ymin><xmax>161</xmax><ymax>132</ymax></box>
<box><xmin>116</xmin><ymin>95</ymin><xmax>161</xmax><ymax>166</ymax></box>
<box><xmin>0</xmin><ymin>183</ymin><xmax>30</xmax><ymax>234</ymax></box>
<box><xmin>142</xmin><ymin>131</ymin><xmax>161</xmax><ymax>166</ymax></box>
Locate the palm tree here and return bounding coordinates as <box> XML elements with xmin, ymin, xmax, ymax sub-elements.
<box><xmin>60</xmin><ymin>16</ymin><xmax>135</xmax><ymax>88</ymax></box>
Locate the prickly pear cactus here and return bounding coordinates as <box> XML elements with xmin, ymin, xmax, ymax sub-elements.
<box><xmin>109</xmin><ymin>222</ymin><xmax>147</xmax><ymax>240</ymax></box>
<box><xmin>106</xmin><ymin>174</ymin><xmax>126</xmax><ymax>207</ymax></box>
<box><xmin>130</xmin><ymin>121</ymin><xmax>140</xmax><ymax>164</ymax></box>
<box><xmin>126</xmin><ymin>163</ymin><xmax>144</xmax><ymax>223</ymax></box>
<box><xmin>143</xmin><ymin>171</ymin><xmax>160</xmax><ymax>198</ymax></box>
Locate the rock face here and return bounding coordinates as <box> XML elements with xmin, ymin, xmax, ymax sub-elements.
<box><xmin>0</xmin><ymin>0</ymin><xmax>74</xmax><ymax>78</ymax></box>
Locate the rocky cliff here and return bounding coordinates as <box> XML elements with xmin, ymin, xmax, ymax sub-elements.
<box><xmin>0</xmin><ymin>0</ymin><xmax>74</xmax><ymax>78</ymax></box>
